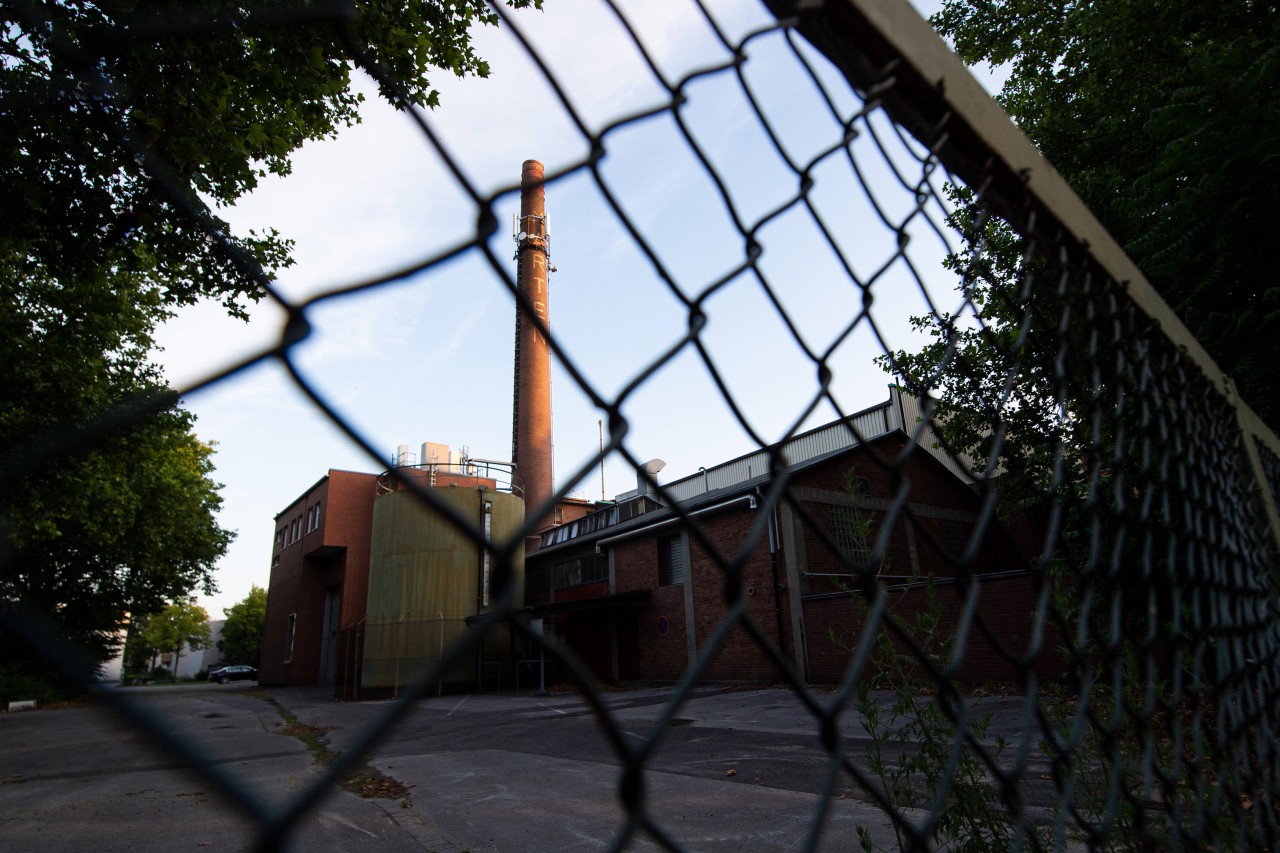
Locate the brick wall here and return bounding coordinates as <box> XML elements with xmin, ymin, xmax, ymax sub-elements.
<box><xmin>614</xmin><ymin>537</ymin><xmax>687</xmax><ymax>681</ymax></box>
<box><xmin>608</xmin><ymin>508</ymin><xmax>791</xmax><ymax>683</ymax></box>
<box><xmin>261</xmin><ymin>540</ymin><xmax>301</xmax><ymax>685</ymax></box>
<box><xmin>324</xmin><ymin>471</ymin><xmax>378</xmax><ymax>628</ymax></box>
<box><xmin>635</xmin><ymin>583</ymin><xmax>689</xmax><ymax>682</ymax></box>
<box><xmin>803</xmin><ymin>572</ymin><xmax>1067</xmax><ymax>686</ymax></box>
<box><xmin>686</xmin><ymin>509</ymin><xmax>790</xmax><ymax>682</ymax></box>
<box><xmin>261</xmin><ymin>469</ymin><xmax>378</xmax><ymax>688</ymax></box>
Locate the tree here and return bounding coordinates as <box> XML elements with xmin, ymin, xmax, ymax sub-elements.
<box><xmin>137</xmin><ymin>599</ymin><xmax>211</xmax><ymax>678</ymax></box>
<box><xmin>219</xmin><ymin>586</ymin><xmax>268</xmax><ymax>667</ymax></box>
<box><xmin>891</xmin><ymin>0</ymin><xmax>1280</xmax><ymax>618</ymax></box>
<box><xmin>880</xmin><ymin>10</ymin><xmax>1278</xmax><ymax>836</ymax></box>
<box><xmin>2</xmin><ymin>0</ymin><xmax>543</xmax><ymax>321</ymax></box>
<box><xmin>1</xmin><ymin>404</ymin><xmax>233</xmax><ymax>666</ymax></box>
<box><xmin>931</xmin><ymin>0</ymin><xmax>1280</xmax><ymax>429</ymax></box>
<box><xmin>1</xmin><ymin>1</ymin><xmax>540</xmax><ymax>683</ymax></box>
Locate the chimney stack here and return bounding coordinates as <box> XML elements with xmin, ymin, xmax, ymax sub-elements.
<box><xmin>512</xmin><ymin>160</ymin><xmax>554</xmax><ymax>530</ymax></box>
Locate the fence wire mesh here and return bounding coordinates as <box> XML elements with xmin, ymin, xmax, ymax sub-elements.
<box><xmin>4</xmin><ymin>0</ymin><xmax>1280</xmax><ymax>850</ymax></box>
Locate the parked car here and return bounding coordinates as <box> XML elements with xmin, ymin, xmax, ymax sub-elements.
<box><xmin>208</xmin><ymin>665</ymin><xmax>257</xmax><ymax>684</ymax></box>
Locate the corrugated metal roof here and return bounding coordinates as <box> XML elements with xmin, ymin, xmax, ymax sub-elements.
<box><xmin>536</xmin><ymin>387</ymin><xmax>977</xmax><ymax>552</ymax></box>
<box><xmin>662</xmin><ymin>394</ymin><xmax>899</xmax><ymax>502</ymax></box>
<box><xmin>896</xmin><ymin>392</ymin><xmax>979</xmax><ymax>484</ymax></box>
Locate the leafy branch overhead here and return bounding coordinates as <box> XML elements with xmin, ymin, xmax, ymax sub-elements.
<box><xmin>3</xmin><ymin>0</ymin><xmax>541</xmax><ymax>323</ymax></box>
<box><xmin>1</xmin><ymin>1</ymin><xmax>541</xmax><ymax>683</ymax></box>
<box><xmin>930</xmin><ymin>0</ymin><xmax>1280</xmax><ymax>428</ymax></box>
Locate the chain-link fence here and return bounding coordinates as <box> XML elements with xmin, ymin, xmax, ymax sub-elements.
<box><xmin>5</xmin><ymin>0</ymin><xmax>1280</xmax><ymax>849</ymax></box>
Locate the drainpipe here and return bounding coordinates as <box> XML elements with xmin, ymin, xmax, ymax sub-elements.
<box><xmin>760</xmin><ymin>486</ymin><xmax>787</xmax><ymax>657</ymax></box>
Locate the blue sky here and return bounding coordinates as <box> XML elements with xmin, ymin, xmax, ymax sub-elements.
<box><xmin>154</xmin><ymin>0</ymin><xmax>993</xmax><ymax>617</ymax></box>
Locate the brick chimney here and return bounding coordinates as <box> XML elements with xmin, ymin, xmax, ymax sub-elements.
<box><xmin>511</xmin><ymin>159</ymin><xmax>554</xmax><ymax>531</ymax></box>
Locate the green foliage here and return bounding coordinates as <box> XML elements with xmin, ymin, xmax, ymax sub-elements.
<box><xmin>2</xmin><ymin>0</ymin><xmax>542</xmax><ymax>321</ymax></box>
<box><xmin>219</xmin><ymin>585</ymin><xmax>268</xmax><ymax>667</ymax></box>
<box><xmin>847</xmin><ymin>579</ymin><xmax>1017</xmax><ymax>851</ymax></box>
<box><xmin>828</xmin><ymin>470</ymin><xmax>1016</xmax><ymax>850</ymax></box>
<box><xmin>2</xmin><ymin>385</ymin><xmax>233</xmax><ymax>665</ymax></box>
<box><xmin>137</xmin><ymin>599</ymin><xmax>211</xmax><ymax>676</ymax></box>
<box><xmin>1</xmin><ymin>0</ymin><xmax>539</xmax><ymax>679</ymax></box>
<box><xmin>0</xmin><ymin>662</ymin><xmax>80</xmax><ymax>705</ymax></box>
<box><xmin>932</xmin><ymin>0</ymin><xmax>1280</xmax><ymax>428</ymax></box>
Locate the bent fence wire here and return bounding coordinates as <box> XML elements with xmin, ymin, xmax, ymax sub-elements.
<box><xmin>5</xmin><ymin>0</ymin><xmax>1280</xmax><ymax>850</ymax></box>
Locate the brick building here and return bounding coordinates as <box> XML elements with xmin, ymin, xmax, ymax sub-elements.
<box><xmin>260</xmin><ymin>455</ymin><xmax>523</xmax><ymax>695</ymax></box>
<box><xmin>525</xmin><ymin>386</ymin><xmax>1058</xmax><ymax>687</ymax></box>
<box><xmin>260</xmin><ymin>469</ymin><xmax>380</xmax><ymax>689</ymax></box>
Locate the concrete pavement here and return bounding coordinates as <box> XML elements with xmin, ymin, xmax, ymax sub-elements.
<box><xmin>0</xmin><ymin>681</ymin><xmax>1046</xmax><ymax>851</ymax></box>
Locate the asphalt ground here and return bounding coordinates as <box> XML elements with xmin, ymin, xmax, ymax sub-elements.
<box><xmin>0</xmin><ymin>681</ymin><xmax>1056</xmax><ymax>851</ymax></box>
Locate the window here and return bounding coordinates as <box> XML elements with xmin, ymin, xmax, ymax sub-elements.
<box><xmin>852</xmin><ymin>477</ymin><xmax>871</xmax><ymax>497</ymax></box>
<box><xmin>620</xmin><ymin>496</ymin><xmax>659</xmax><ymax>522</ymax></box>
<box><xmin>658</xmin><ymin>536</ymin><xmax>685</xmax><ymax>586</ymax></box>
<box><xmin>939</xmin><ymin>518</ymin><xmax>969</xmax><ymax>560</ymax></box>
<box><xmin>284</xmin><ymin>613</ymin><xmax>296</xmax><ymax>663</ymax></box>
<box><xmin>481</xmin><ymin>501</ymin><xmax>493</xmax><ymax>607</ymax></box>
<box><xmin>526</xmin><ymin>564</ymin><xmax>552</xmax><ymax>598</ymax></box>
<box><xmin>305</xmin><ymin>502</ymin><xmax>322</xmax><ymax>533</ymax></box>
<box><xmin>553</xmin><ymin>554</ymin><xmax>608</xmax><ymax>589</ymax></box>
<box><xmin>830</xmin><ymin>504</ymin><xmax>871</xmax><ymax>562</ymax></box>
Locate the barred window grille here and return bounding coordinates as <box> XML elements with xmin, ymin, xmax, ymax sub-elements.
<box><xmin>937</xmin><ymin>517</ymin><xmax>967</xmax><ymax>560</ymax></box>
<box><xmin>829</xmin><ymin>503</ymin><xmax>871</xmax><ymax>563</ymax></box>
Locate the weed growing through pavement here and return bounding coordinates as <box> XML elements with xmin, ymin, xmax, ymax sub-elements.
<box><xmin>826</xmin><ymin>470</ymin><xmax>1019</xmax><ymax>851</ymax></box>
<box><xmin>260</xmin><ymin>695</ymin><xmax>411</xmax><ymax>804</ymax></box>
<box><xmin>266</xmin><ymin>698</ymin><xmax>335</xmax><ymax>764</ymax></box>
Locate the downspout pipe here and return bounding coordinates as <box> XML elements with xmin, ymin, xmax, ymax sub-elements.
<box><xmin>760</xmin><ymin>486</ymin><xmax>787</xmax><ymax>657</ymax></box>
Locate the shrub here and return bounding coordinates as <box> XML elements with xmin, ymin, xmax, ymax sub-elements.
<box><xmin>0</xmin><ymin>664</ymin><xmax>80</xmax><ymax>706</ymax></box>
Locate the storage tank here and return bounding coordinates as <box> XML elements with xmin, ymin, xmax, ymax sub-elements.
<box><xmin>361</xmin><ymin>485</ymin><xmax>524</xmax><ymax>692</ymax></box>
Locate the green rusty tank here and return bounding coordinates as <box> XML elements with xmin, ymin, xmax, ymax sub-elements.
<box><xmin>361</xmin><ymin>482</ymin><xmax>524</xmax><ymax>693</ymax></box>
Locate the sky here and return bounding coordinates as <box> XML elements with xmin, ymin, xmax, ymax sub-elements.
<box><xmin>153</xmin><ymin>0</ymin><xmax>998</xmax><ymax>618</ymax></box>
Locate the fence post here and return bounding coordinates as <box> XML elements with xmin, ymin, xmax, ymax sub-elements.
<box><xmin>1229</xmin><ymin>379</ymin><xmax>1280</xmax><ymax>562</ymax></box>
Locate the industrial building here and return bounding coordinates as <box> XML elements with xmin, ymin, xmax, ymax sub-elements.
<box><xmin>259</xmin><ymin>159</ymin><xmax>1055</xmax><ymax>696</ymax></box>
<box><xmin>522</xmin><ymin>386</ymin><xmax>1057</xmax><ymax>686</ymax></box>
<box><xmin>259</xmin><ymin>161</ymin><xmax>579</xmax><ymax>696</ymax></box>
